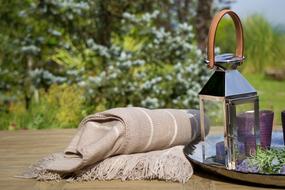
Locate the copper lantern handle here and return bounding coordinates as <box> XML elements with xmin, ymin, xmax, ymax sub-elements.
<box><xmin>207</xmin><ymin>9</ymin><xmax>244</xmax><ymax>69</ymax></box>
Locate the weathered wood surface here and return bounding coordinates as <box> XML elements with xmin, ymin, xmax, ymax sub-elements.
<box><xmin>0</xmin><ymin>129</ymin><xmax>280</xmax><ymax>190</ymax></box>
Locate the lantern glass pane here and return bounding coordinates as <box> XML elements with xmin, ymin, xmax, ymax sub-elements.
<box><xmin>201</xmin><ymin>98</ymin><xmax>225</xmax><ymax>165</ymax></box>
<box><xmin>231</xmin><ymin>101</ymin><xmax>258</xmax><ymax>169</ymax></box>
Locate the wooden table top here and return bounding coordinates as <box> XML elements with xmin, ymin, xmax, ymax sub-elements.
<box><xmin>0</xmin><ymin>129</ymin><xmax>282</xmax><ymax>190</ymax></box>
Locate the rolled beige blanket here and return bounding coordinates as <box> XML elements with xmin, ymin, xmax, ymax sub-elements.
<box><xmin>20</xmin><ymin>107</ymin><xmax>207</xmax><ymax>183</ymax></box>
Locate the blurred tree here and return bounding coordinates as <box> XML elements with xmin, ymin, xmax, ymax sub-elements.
<box><xmin>0</xmin><ymin>0</ymin><xmax>215</xmax><ymax>115</ymax></box>
<box><xmin>195</xmin><ymin>0</ymin><xmax>213</xmax><ymax>51</ymax></box>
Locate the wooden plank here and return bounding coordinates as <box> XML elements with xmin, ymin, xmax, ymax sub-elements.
<box><xmin>0</xmin><ymin>129</ymin><xmax>279</xmax><ymax>190</ymax></box>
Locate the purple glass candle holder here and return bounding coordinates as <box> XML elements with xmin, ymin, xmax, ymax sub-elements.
<box><xmin>237</xmin><ymin>112</ymin><xmax>254</xmax><ymax>142</ymax></box>
<box><xmin>244</xmin><ymin>134</ymin><xmax>256</xmax><ymax>156</ymax></box>
<box><xmin>237</xmin><ymin>110</ymin><xmax>274</xmax><ymax>149</ymax></box>
<box><xmin>259</xmin><ymin>110</ymin><xmax>274</xmax><ymax>149</ymax></box>
<box><xmin>282</xmin><ymin>110</ymin><xmax>285</xmax><ymax>145</ymax></box>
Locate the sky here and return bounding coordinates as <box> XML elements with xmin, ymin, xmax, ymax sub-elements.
<box><xmin>230</xmin><ymin>0</ymin><xmax>285</xmax><ymax>27</ymax></box>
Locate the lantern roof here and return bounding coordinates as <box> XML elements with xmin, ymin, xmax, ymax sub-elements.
<box><xmin>199</xmin><ymin>69</ymin><xmax>257</xmax><ymax>98</ymax></box>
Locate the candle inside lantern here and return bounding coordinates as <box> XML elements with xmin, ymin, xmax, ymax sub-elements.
<box><xmin>216</xmin><ymin>141</ymin><xmax>245</xmax><ymax>164</ymax></box>
<box><xmin>216</xmin><ymin>141</ymin><xmax>225</xmax><ymax>164</ymax></box>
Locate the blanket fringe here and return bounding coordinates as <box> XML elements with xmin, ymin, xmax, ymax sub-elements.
<box><xmin>19</xmin><ymin>146</ymin><xmax>192</xmax><ymax>183</ymax></box>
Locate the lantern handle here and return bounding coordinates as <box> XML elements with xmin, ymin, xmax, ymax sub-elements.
<box><xmin>207</xmin><ymin>9</ymin><xmax>244</xmax><ymax>69</ymax></box>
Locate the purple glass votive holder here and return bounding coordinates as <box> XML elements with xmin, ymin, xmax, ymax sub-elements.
<box><xmin>244</xmin><ymin>134</ymin><xmax>256</xmax><ymax>156</ymax></box>
<box><xmin>282</xmin><ymin>110</ymin><xmax>285</xmax><ymax>145</ymax></box>
<box><xmin>259</xmin><ymin>110</ymin><xmax>274</xmax><ymax>149</ymax></box>
<box><xmin>237</xmin><ymin>110</ymin><xmax>274</xmax><ymax>149</ymax></box>
<box><xmin>237</xmin><ymin>112</ymin><xmax>254</xmax><ymax>142</ymax></box>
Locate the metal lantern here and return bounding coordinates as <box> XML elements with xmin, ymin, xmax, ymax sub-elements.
<box><xmin>199</xmin><ymin>10</ymin><xmax>260</xmax><ymax>170</ymax></box>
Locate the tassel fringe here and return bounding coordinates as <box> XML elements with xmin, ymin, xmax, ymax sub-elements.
<box><xmin>19</xmin><ymin>146</ymin><xmax>192</xmax><ymax>183</ymax></box>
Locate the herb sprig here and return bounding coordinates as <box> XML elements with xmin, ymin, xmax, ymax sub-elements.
<box><xmin>249</xmin><ymin>147</ymin><xmax>285</xmax><ymax>174</ymax></box>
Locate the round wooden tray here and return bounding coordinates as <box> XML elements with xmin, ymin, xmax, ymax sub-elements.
<box><xmin>183</xmin><ymin>131</ymin><xmax>285</xmax><ymax>187</ymax></box>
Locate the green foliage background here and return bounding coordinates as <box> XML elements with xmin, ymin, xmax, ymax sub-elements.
<box><xmin>216</xmin><ymin>15</ymin><xmax>285</xmax><ymax>73</ymax></box>
<box><xmin>0</xmin><ymin>1</ymin><xmax>284</xmax><ymax>130</ymax></box>
<box><xmin>0</xmin><ymin>0</ymin><xmax>209</xmax><ymax>130</ymax></box>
